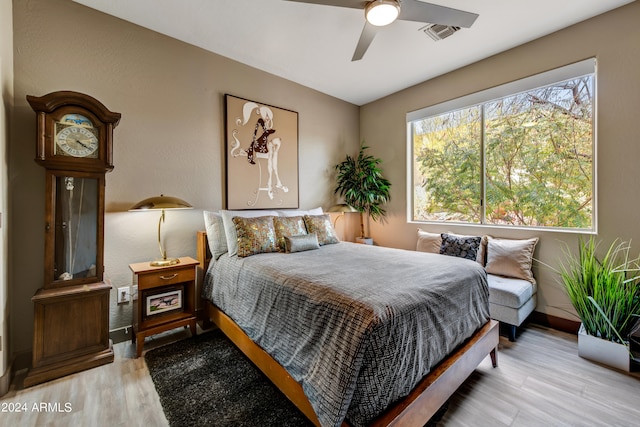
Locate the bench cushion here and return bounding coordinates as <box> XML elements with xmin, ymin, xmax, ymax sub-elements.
<box><xmin>487</xmin><ymin>274</ymin><xmax>537</xmax><ymax>327</ymax></box>
<box><xmin>487</xmin><ymin>274</ymin><xmax>536</xmax><ymax>308</ymax></box>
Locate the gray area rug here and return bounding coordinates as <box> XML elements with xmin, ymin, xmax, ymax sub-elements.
<box><xmin>145</xmin><ymin>329</ymin><xmax>314</xmax><ymax>427</ymax></box>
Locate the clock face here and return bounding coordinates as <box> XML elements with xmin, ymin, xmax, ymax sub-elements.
<box><xmin>55</xmin><ymin>119</ymin><xmax>99</xmax><ymax>158</ymax></box>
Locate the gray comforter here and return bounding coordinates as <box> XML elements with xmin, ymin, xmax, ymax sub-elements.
<box><xmin>203</xmin><ymin>242</ymin><xmax>489</xmax><ymax>427</ymax></box>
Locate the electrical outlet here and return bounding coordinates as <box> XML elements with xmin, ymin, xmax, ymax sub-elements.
<box><xmin>117</xmin><ymin>287</ymin><xmax>130</xmax><ymax>304</ymax></box>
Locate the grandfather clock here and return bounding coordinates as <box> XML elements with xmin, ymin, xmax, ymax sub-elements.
<box><xmin>24</xmin><ymin>91</ymin><xmax>121</xmax><ymax>387</ymax></box>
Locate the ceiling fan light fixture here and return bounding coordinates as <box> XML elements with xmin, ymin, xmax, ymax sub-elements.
<box><xmin>365</xmin><ymin>0</ymin><xmax>400</xmax><ymax>27</ymax></box>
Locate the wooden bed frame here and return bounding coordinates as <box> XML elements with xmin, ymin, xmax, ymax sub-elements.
<box><xmin>196</xmin><ymin>231</ymin><xmax>499</xmax><ymax>427</ymax></box>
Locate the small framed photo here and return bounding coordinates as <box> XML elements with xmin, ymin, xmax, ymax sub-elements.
<box><xmin>145</xmin><ymin>286</ymin><xmax>183</xmax><ymax>317</ymax></box>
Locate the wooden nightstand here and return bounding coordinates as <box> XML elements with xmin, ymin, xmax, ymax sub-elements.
<box><xmin>129</xmin><ymin>257</ymin><xmax>199</xmax><ymax>357</ymax></box>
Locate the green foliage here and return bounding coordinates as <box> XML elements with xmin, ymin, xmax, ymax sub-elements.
<box><xmin>413</xmin><ymin>107</ymin><xmax>481</xmax><ymax>222</ymax></box>
<box><xmin>335</xmin><ymin>143</ymin><xmax>391</xmax><ymax>237</ymax></box>
<box><xmin>412</xmin><ymin>76</ymin><xmax>593</xmax><ymax>229</ymax></box>
<box><xmin>556</xmin><ymin>237</ymin><xmax>640</xmax><ymax>344</ymax></box>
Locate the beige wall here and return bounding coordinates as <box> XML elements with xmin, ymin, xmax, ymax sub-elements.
<box><xmin>1</xmin><ymin>0</ymin><xmax>14</xmax><ymax>391</ymax></box>
<box><xmin>10</xmin><ymin>0</ymin><xmax>640</xmax><ymax>357</ymax></box>
<box><xmin>361</xmin><ymin>2</ymin><xmax>640</xmax><ymax>321</ymax></box>
<box><xmin>10</xmin><ymin>0</ymin><xmax>359</xmax><ymax>353</ymax></box>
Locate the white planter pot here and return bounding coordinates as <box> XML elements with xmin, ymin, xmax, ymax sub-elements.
<box><xmin>578</xmin><ymin>324</ymin><xmax>630</xmax><ymax>372</ymax></box>
<box><xmin>355</xmin><ymin>237</ymin><xmax>373</xmax><ymax>245</ymax></box>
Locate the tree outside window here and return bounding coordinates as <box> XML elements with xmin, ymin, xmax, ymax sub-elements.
<box><xmin>410</xmin><ymin>74</ymin><xmax>594</xmax><ymax>230</ymax></box>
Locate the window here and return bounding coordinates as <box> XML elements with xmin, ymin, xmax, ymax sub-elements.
<box><xmin>407</xmin><ymin>59</ymin><xmax>595</xmax><ymax>231</ymax></box>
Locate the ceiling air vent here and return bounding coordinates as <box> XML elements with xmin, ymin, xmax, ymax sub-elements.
<box><xmin>420</xmin><ymin>24</ymin><xmax>461</xmax><ymax>41</ymax></box>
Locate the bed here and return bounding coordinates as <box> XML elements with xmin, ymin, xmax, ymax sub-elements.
<box><xmin>196</xmin><ymin>216</ymin><xmax>498</xmax><ymax>427</ymax></box>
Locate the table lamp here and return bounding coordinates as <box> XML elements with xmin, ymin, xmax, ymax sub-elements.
<box><xmin>327</xmin><ymin>203</ymin><xmax>358</xmax><ymax>228</ymax></box>
<box><xmin>129</xmin><ymin>194</ymin><xmax>192</xmax><ymax>266</ymax></box>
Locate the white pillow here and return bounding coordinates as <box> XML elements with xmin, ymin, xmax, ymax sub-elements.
<box><xmin>485</xmin><ymin>236</ymin><xmax>538</xmax><ymax>284</ymax></box>
<box><xmin>220</xmin><ymin>209</ymin><xmax>279</xmax><ymax>257</ymax></box>
<box><xmin>203</xmin><ymin>211</ymin><xmax>228</xmax><ymax>260</ymax></box>
<box><xmin>276</xmin><ymin>207</ymin><xmax>323</xmax><ymax>217</ymax></box>
<box><xmin>416</xmin><ymin>229</ymin><xmax>442</xmax><ymax>253</ymax></box>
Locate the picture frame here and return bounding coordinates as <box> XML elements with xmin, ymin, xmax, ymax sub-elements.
<box><xmin>225</xmin><ymin>94</ymin><xmax>299</xmax><ymax>210</ymax></box>
<box><xmin>145</xmin><ymin>286</ymin><xmax>183</xmax><ymax>317</ymax></box>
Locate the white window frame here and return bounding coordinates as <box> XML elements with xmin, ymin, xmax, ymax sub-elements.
<box><xmin>406</xmin><ymin>58</ymin><xmax>597</xmax><ymax>233</ymax></box>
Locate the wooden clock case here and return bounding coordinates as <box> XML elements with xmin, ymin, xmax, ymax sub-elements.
<box><xmin>23</xmin><ymin>91</ymin><xmax>121</xmax><ymax>387</ymax></box>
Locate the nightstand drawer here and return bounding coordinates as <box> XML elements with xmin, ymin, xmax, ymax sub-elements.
<box><xmin>137</xmin><ymin>267</ymin><xmax>195</xmax><ymax>289</ymax></box>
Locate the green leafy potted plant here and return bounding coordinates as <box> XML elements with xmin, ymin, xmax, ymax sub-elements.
<box><xmin>334</xmin><ymin>143</ymin><xmax>391</xmax><ymax>244</ymax></box>
<box><xmin>555</xmin><ymin>237</ymin><xmax>640</xmax><ymax>371</ymax></box>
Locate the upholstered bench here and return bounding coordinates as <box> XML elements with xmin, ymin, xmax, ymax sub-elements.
<box><xmin>417</xmin><ymin>229</ymin><xmax>538</xmax><ymax>342</ymax></box>
<box><xmin>487</xmin><ymin>274</ymin><xmax>537</xmax><ymax>341</ymax></box>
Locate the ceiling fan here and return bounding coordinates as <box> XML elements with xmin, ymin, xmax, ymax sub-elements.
<box><xmin>285</xmin><ymin>0</ymin><xmax>479</xmax><ymax>61</ymax></box>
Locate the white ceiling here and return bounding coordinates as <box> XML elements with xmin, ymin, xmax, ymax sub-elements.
<box><xmin>73</xmin><ymin>0</ymin><xmax>634</xmax><ymax>106</ymax></box>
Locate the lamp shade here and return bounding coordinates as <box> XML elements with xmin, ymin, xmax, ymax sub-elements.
<box><xmin>129</xmin><ymin>195</ymin><xmax>192</xmax><ymax>211</ymax></box>
<box><xmin>327</xmin><ymin>203</ymin><xmax>358</xmax><ymax>230</ymax></box>
<box><xmin>327</xmin><ymin>203</ymin><xmax>358</xmax><ymax>213</ymax></box>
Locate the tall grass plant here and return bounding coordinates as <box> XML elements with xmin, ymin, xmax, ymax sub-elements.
<box><xmin>557</xmin><ymin>237</ymin><xmax>640</xmax><ymax>344</ymax></box>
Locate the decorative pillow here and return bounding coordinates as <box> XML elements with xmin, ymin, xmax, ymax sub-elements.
<box><xmin>203</xmin><ymin>211</ymin><xmax>228</xmax><ymax>260</ymax></box>
<box><xmin>274</xmin><ymin>216</ymin><xmax>307</xmax><ymax>251</ymax></box>
<box><xmin>440</xmin><ymin>233</ymin><xmax>482</xmax><ymax>261</ymax></box>
<box><xmin>416</xmin><ymin>229</ymin><xmax>442</xmax><ymax>254</ymax></box>
<box><xmin>485</xmin><ymin>236</ymin><xmax>539</xmax><ymax>284</ymax></box>
<box><xmin>284</xmin><ymin>233</ymin><xmax>320</xmax><ymax>253</ymax></box>
<box><xmin>221</xmin><ymin>209</ymin><xmax>279</xmax><ymax>257</ymax></box>
<box><xmin>303</xmin><ymin>214</ymin><xmax>339</xmax><ymax>245</ymax></box>
<box><xmin>232</xmin><ymin>216</ymin><xmax>278</xmax><ymax>258</ymax></box>
<box><xmin>444</xmin><ymin>232</ymin><xmax>488</xmax><ymax>265</ymax></box>
<box><xmin>277</xmin><ymin>207</ymin><xmax>323</xmax><ymax>217</ymax></box>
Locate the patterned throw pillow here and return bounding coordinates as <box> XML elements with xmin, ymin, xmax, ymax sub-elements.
<box><xmin>273</xmin><ymin>216</ymin><xmax>307</xmax><ymax>251</ymax></box>
<box><xmin>440</xmin><ymin>233</ymin><xmax>482</xmax><ymax>261</ymax></box>
<box><xmin>444</xmin><ymin>232</ymin><xmax>488</xmax><ymax>266</ymax></box>
<box><xmin>284</xmin><ymin>233</ymin><xmax>320</xmax><ymax>253</ymax></box>
<box><xmin>276</xmin><ymin>207</ymin><xmax>323</xmax><ymax>217</ymax></box>
<box><xmin>221</xmin><ymin>209</ymin><xmax>279</xmax><ymax>257</ymax></box>
<box><xmin>303</xmin><ymin>214</ymin><xmax>339</xmax><ymax>246</ymax></box>
<box><xmin>232</xmin><ymin>216</ymin><xmax>278</xmax><ymax>257</ymax></box>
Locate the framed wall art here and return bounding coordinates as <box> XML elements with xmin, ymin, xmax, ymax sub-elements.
<box><xmin>225</xmin><ymin>94</ymin><xmax>299</xmax><ymax>209</ymax></box>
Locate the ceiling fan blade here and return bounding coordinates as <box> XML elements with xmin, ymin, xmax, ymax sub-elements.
<box><xmin>283</xmin><ymin>0</ymin><xmax>366</xmax><ymax>10</ymax></box>
<box><xmin>352</xmin><ymin>22</ymin><xmax>378</xmax><ymax>61</ymax></box>
<box><xmin>398</xmin><ymin>0</ymin><xmax>478</xmax><ymax>28</ymax></box>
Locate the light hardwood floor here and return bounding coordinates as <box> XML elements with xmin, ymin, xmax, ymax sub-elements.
<box><xmin>1</xmin><ymin>324</ymin><xmax>638</xmax><ymax>427</ymax></box>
